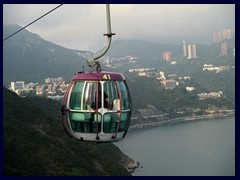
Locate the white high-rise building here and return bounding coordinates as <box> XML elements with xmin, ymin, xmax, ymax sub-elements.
<box><xmin>220</xmin><ymin>41</ymin><xmax>228</xmax><ymax>56</ymax></box>
<box><xmin>213</xmin><ymin>29</ymin><xmax>235</xmax><ymax>43</ymax></box>
<box><xmin>187</xmin><ymin>45</ymin><xmax>192</xmax><ymax>59</ymax></box>
<box><xmin>192</xmin><ymin>44</ymin><xmax>197</xmax><ymax>58</ymax></box>
<box><xmin>187</xmin><ymin>44</ymin><xmax>197</xmax><ymax>59</ymax></box>
<box><xmin>10</xmin><ymin>81</ymin><xmax>25</xmax><ymax>91</ymax></box>
<box><xmin>183</xmin><ymin>40</ymin><xmax>187</xmax><ymax>57</ymax></box>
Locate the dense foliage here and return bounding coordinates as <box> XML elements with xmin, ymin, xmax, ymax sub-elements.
<box><xmin>3</xmin><ymin>87</ymin><xmax>131</xmax><ymax>176</ymax></box>
<box><xmin>125</xmin><ymin>72</ymin><xmax>234</xmax><ymax>117</ymax></box>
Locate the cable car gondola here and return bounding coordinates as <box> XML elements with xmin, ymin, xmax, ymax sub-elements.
<box><xmin>61</xmin><ymin>4</ymin><xmax>132</xmax><ymax>142</ymax></box>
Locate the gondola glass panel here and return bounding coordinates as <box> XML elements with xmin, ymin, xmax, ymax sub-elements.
<box><xmin>61</xmin><ymin>72</ymin><xmax>132</xmax><ymax>142</ymax></box>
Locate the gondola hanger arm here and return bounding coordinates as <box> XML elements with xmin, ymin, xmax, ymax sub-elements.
<box><xmin>87</xmin><ymin>4</ymin><xmax>116</xmax><ymax>69</ymax></box>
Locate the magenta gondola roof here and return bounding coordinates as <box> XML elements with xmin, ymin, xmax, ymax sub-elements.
<box><xmin>71</xmin><ymin>71</ymin><xmax>125</xmax><ymax>81</ymax></box>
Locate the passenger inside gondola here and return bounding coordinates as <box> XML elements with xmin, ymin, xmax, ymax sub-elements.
<box><xmin>91</xmin><ymin>91</ymin><xmax>110</xmax><ymax>110</ymax></box>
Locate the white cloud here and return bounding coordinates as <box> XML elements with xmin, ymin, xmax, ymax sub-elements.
<box><xmin>3</xmin><ymin>4</ymin><xmax>235</xmax><ymax>51</ymax></box>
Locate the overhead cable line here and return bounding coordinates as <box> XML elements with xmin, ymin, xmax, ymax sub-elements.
<box><xmin>3</xmin><ymin>4</ymin><xmax>63</xmax><ymax>42</ymax></box>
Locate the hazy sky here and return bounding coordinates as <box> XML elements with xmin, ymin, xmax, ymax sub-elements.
<box><xmin>3</xmin><ymin>4</ymin><xmax>235</xmax><ymax>52</ymax></box>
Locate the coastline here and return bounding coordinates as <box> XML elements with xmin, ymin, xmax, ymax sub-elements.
<box><xmin>124</xmin><ymin>112</ymin><xmax>234</xmax><ymax>174</ymax></box>
<box><xmin>128</xmin><ymin>112</ymin><xmax>235</xmax><ymax>131</ymax></box>
<box><xmin>120</xmin><ymin>154</ymin><xmax>140</xmax><ymax>174</ymax></box>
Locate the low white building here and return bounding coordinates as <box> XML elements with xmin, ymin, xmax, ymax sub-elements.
<box><xmin>197</xmin><ymin>91</ymin><xmax>223</xmax><ymax>100</ymax></box>
<box><xmin>186</xmin><ymin>86</ymin><xmax>195</xmax><ymax>92</ymax></box>
<box><xmin>10</xmin><ymin>81</ymin><xmax>25</xmax><ymax>91</ymax></box>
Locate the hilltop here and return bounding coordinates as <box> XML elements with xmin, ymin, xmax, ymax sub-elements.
<box><xmin>3</xmin><ymin>24</ymin><xmax>92</xmax><ymax>85</ymax></box>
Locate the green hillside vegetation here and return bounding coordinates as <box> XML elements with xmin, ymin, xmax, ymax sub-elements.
<box><xmin>3</xmin><ymin>87</ymin><xmax>131</xmax><ymax>176</ymax></box>
<box><xmin>108</xmin><ymin>39</ymin><xmax>181</xmax><ymax>60</ymax></box>
<box><xmin>3</xmin><ymin>24</ymin><xmax>235</xmax><ymax>119</ymax></box>
<box><xmin>3</xmin><ymin>24</ymin><xmax>91</xmax><ymax>85</ymax></box>
<box><xmin>3</xmin><ymin>25</ymin><xmax>235</xmax><ymax>99</ymax></box>
<box><xmin>125</xmin><ymin>73</ymin><xmax>234</xmax><ymax>117</ymax></box>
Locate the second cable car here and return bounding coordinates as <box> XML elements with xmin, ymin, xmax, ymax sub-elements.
<box><xmin>61</xmin><ymin>71</ymin><xmax>132</xmax><ymax>142</ymax></box>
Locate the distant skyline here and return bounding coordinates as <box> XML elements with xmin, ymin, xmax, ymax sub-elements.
<box><xmin>3</xmin><ymin>4</ymin><xmax>235</xmax><ymax>52</ymax></box>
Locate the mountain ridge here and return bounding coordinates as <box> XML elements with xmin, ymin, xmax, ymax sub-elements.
<box><xmin>3</xmin><ymin>24</ymin><xmax>184</xmax><ymax>85</ymax></box>
<box><xmin>3</xmin><ymin>24</ymin><xmax>92</xmax><ymax>85</ymax></box>
<box><xmin>3</xmin><ymin>24</ymin><xmax>235</xmax><ymax>115</ymax></box>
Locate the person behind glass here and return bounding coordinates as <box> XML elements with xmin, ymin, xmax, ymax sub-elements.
<box><xmin>91</xmin><ymin>91</ymin><xmax>109</xmax><ymax>110</ymax></box>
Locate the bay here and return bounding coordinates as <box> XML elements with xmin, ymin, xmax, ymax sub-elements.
<box><xmin>115</xmin><ymin>117</ymin><xmax>235</xmax><ymax>176</ymax></box>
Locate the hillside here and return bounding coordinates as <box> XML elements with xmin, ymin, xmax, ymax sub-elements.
<box><xmin>3</xmin><ymin>87</ymin><xmax>132</xmax><ymax>176</ymax></box>
<box><xmin>107</xmin><ymin>39</ymin><xmax>181</xmax><ymax>60</ymax></box>
<box><xmin>125</xmin><ymin>73</ymin><xmax>234</xmax><ymax>118</ymax></box>
<box><xmin>3</xmin><ymin>24</ymin><xmax>235</xmax><ymax>118</ymax></box>
<box><xmin>3</xmin><ymin>24</ymin><xmax>92</xmax><ymax>85</ymax></box>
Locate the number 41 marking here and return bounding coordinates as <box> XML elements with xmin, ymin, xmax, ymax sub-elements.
<box><xmin>103</xmin><ymin>74</ymin><xmax>111</xmax><ymax>80</ymax></box>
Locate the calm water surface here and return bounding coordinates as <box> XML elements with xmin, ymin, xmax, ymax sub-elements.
<box><xmin>115</xmin><ymin>117</ymin><xmax>235</xmax><ymax>176</ymax></box>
